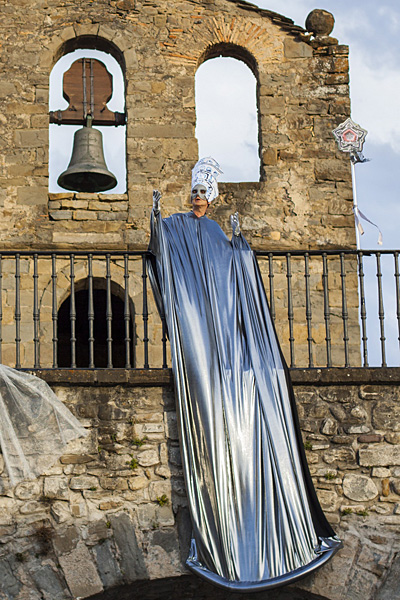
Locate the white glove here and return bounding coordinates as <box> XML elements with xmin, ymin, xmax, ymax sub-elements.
<box><xmin>153</xmin><ymin>190</ymin><xmax>161</xmax><ymax>214</ymax></box>
<box><xmin>230</xmin><ymin>211</ymin><xmax>241</xmax><ymax>236</ymax></box>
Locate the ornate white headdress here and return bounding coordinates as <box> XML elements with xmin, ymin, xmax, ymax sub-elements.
<box><xmin>191</xmin><ymin>157</ymin><xmax>223</xmax><ymax>203</ymax></box>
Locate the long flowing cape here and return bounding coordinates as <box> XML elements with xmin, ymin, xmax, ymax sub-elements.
<box><xmin>149</xmin><ymin>210</ymin><xmax>341</xmax><ymax>591</ymax></box>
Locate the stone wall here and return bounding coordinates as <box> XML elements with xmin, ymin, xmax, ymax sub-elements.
<box><xmin>0</xmin><ymin>369</ymin><xmax>399</xmax><ymax>600</ymax></box>
<box><xmin>0</xmin><ymin>0</ymin><xmax>354</xmax><ymax>252</ymax></box>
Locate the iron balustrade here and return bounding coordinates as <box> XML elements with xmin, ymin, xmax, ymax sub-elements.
<box><xmin>0</xmin><ymin>250</ymin><xmax>398</xmax><ymax>370</ymax></box>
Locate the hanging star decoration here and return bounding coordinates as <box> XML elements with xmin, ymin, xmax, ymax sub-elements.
<box><xmin>332</xmin><ymin>117</ymin><xmax>382</xmax><ymax>245</ymax></box>
<box><xmin>332</xmin><ymin>117</ymin><xmax>368</xmax><ymax>163</ymax></box>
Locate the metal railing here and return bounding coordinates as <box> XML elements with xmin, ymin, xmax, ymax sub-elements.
<box><xmin>0</xmin><ymin>249</ymin><xmax>398</xmax><ymax>370</ymax></box>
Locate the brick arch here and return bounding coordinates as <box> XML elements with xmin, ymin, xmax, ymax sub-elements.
<box><xmin>161</xmin><ymin>14</ymin><xmax>284</xmax><ymax>69</ymax></box>
<box><xmin>198</xmin><ymin>42</ymin><xmax>259</xmax><ymax>79</ymax></box>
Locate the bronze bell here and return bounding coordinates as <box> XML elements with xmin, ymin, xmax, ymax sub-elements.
<box><xmin>57</xmin><ymin>116</ymin><xmax>117</xmax><ymax>193</ymax></box>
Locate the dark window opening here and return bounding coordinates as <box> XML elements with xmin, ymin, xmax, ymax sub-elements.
<box><xmin>57</xmin><ymin>288</ymin><xmax>134</xmax><ymax>368</ymax></box>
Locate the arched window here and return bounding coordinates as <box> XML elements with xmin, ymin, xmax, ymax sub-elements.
<box><xmin>57</xmin><ymin>281</ymin><xmax>135</xmax><ymax>368</ymax></box>
<box><xmin>49</xmin><ymin>42</ymin><xmax>126</xmax><ymax>193</ymax></box>
<box><xmin>195</xmin><ymin>47</ymin><xmax>260</xmax><ymax>182</ymax></box>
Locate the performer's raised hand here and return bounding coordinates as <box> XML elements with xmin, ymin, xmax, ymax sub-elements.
<box><xmin>153</xmin><ymin>190</ymin><xmax>161</xmax><ymax>214</ymax></box>
<box><xmin>230</xmin><ymin>211</ymin><xmax>241</xmax><ymax>236</ymax></box>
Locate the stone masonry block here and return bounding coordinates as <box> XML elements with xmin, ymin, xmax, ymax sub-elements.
<box><xmin>31</xmin><ymin>565</ymin><xmax>68</xmax><ymax>600</ymax></box>
<box><xmin>131</xmin><ymin>123</ymin><xmax>194</xmax><ymax>138</ymax></box>
<box><xmin>17</xmin><ymin>186</ymin><xmax>47</xmax><ymax>206</ymax></box>
<box><xmin>14</xmin><ymin>130</ymin><xmax>48</xmax><ymax>148</ymax></box>
<box><xmin>376</xmin><ymin>552</ymin><xmax>400</xmax><ymax>599</ymax></box>
<box><xmin>284</xmin><ymin>38</ymin><xmax>313</xmax><ymax>58</ymax></box>
<box><xmin>58</xmin><ymin>543</ymin><xmax>103</xmax><ymax>598</ymax></box>
<box><xmin>259</xmin><ymin>96</ymin><xmax>285</xmax><ymax>115</ymax></box>
<box><xmin>109</xmin><ymin>513</ymin><xmax>149</xmax><ymax>581</ymax></box>
<box><xmin>94</xmin><ymin>539</ymin><xmax>122</xmax><ymax>588</ymax></box>
<box><xmin>359</xmin><ymin>445</ymin><xmax>400</xmax><ymax>467</ymax></box>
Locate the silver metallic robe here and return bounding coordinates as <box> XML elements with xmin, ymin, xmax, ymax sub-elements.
<box><xmin>149</xmin><ymin>210</ymin><xmax>341</xmax><ymax>591</ymax></box>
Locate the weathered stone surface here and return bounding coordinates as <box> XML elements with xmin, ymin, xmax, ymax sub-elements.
<box><xmin>376</xmin><ymin>552</ymin><xmax>400</xmax><ymax>599</ymax></box>
<box><xmin>372</xmin><ymin>468</ymin><xmax>391</xmax><ymax>478</ymax></box>
<box><xmin>358</xmin><ymin>434</ymin><xmax>382</xmax><ymax>443</ymax></box>
<box><xmin>93</xmin><ymin>539</ymin><xmax>122</xmax><ymax>588</ymax></box>
<box><xmin>30</xmin><ymin>564</ymin><xmax>68</xmax><ymax>600</ymax></box>
<box><xmin>52</xmin><ymin>524</ymin><xmax>79</xmax><ymax>555</ymax></box>
<box><xmin>60</xmin><ymin>454</ymin><xmax>95</xmax><ymax>464</ymax></box>
<box><xmin>359</xmin><ymin>446</ymin><xmax>400</xmax><ymax>467</ymax></box>
<box><xmin>372</xmin><ymin>401</ymin><xmax>400</xmax><ymax>431</ymax></box>
<box><xmin>393</xmin><ymin>479</ymin><xmax>400</xmax><ymax>495</ymax></box>
<box><xmin>58</xmin><ymin>543</ymin><xmax>103</xmax><ymax>598</ymax></box>
<box><xmin>69</xmin><ymin>475</ymin><xmax>99</xmax><ymax>490</ymax></box>
<box><xmin>109</xmin><ymin>513</ymin><xmax>148</xmax><ymax>581</ymax></box>
<box><xmin>14</xmin><ymin>480</ymin><xmax>41</xmax><ymax>500</ymax></box>
<box><xmin>137</xmin><ymin>449</ymin><xmax>159</xmax><ymax>467</ymax></box>
<box><xmin>343</xmin><ymin>474</ymin><xmax>379</xmax><ymax>502</ymax></box>
<box><xmin>321</xmin><ymin>417</ymin><xmax>337</xmax><ymax>435</ymax></box>
<box><xmin>385</xmin><ymin>432</ymin><xmax>400</xmax><ymax>445</ymax></box>
<box><xmin>345</xmin><ymin>566</ymin><xmax>379</xmax><ymax>600</ymax></box>
<box><xmin>44</xmin><ymin>477</ymin><xmax>70</xmax><ymax>500</ymax></box>
<box><xmin>323</xmin><ymin>447</ymin><xmax>355</xmax><ymax>465</ymax></box>
<box><xmin>315</xmin><ymin>488</ymin><xmax>339</xmax><ymax>512</ymax></box>
<box><xmin>0</xmin><ymin>558</ymin><xmax>21</xmax><ymax>599</ymax></box>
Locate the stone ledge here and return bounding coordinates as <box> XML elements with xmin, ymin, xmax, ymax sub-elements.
<box><xmin>290</xmin><ymin>367</ymin><xmax>400</xmax><ymax>385</ymax></box>
<box><xmin>24</xmin><ymin>368</ymin><xmax>173</xmax><ymax>386</ymax></box>
<box><xmin>23</xmin><ymin>367</ymin><xmax>400</xmax><ymax>387</ymax></box>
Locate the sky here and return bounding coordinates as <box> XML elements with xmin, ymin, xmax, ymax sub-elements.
<box><xmin>49</xmin><ymin>2</ymin><xmax>400</xmax><ymax>365</ymax></box>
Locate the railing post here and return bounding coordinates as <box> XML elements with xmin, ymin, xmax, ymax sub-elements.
<box><xmin>340</xmin><ymin>253</ymin><xmax>350</xmax><ymax>367</ymax></box>
<box><xmin>51</xmin><ymin>253</ymin><xmax>58</xmax><ymax>368</ymax></box>
<box><xmin>268</xmin><ymin>253</ymin><xmax>276</xmax><ymax>323</ymax></box>
<box><xmin>322</xmin><ymin>253</ymin><xmax>332</xmax><ymax>368</ymax></box>
<box><xmin>70</xmin><ymin>255</ymin><xmax>76</xmax><ymax>368</ymax></box>
<box><xmin>106</xmin><ymin>254</ymin><xmax>113</xmax><ymax>368</ymax></box>
<box><xmin>88</xmin><ymin>254</ymin><xmax>95</xmax><ymax>368</ymax></box>
<box><xmin>124</xmin><ymin>254</ymin><xmax>131</xmax><ymax>369</ymax></box>
<box><xmin>15</xmin><ymin>254</ymin><xmax>21</xmax><ymax>369</ymax></box>
<box><xmin>142</xmin><ymin>255</ymin><xmax>149</xmax><ymax>369</ymax></box>
<box><xmin>304</xmin><ymin>253</ymin><xmax>313</xmax><ymax>368</ymax></box>
<box><xmin>286</xmin><ymin>253</ymin><xmax>295</xmax><ymax>368</ymax></box>
<box><xmin>357</xmin><ymin>251</ymin><xmax>369</xmax><ymax>367</ymax></box>
<box><xmin>0</xmin><ymin>255</ymin><xmax>2</xmax><ymax>364</ymax></box>
<box><xmin>33</xmin><ymin>253</ymin><xmax>40</xmax><ymax>368</ymax></box>
<box><xmin>395</xmin><ymin>252</ymin><xmax>400</xmax><ymax>359</ymax></box>
<box><xmin>376</xmin><ymin>252</ymin><xmax>387</xmax><ymax>367</ymax></box>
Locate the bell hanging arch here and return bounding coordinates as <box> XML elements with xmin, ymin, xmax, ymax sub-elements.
<box><xmin>49</xmin><ymin>39</ymin><xmax>126</xmax><ymax>194</ymax></box>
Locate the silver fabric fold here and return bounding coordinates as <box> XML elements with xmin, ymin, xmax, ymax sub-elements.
<box><xmin>149</xmin><ymin>210</ymin><xmax>341</xmax><ymax>590</ymax></box>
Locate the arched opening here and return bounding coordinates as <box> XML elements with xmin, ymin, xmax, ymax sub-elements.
<box><xmin>195</xmin><ymin>44</ymin><xmax>260</xmax><ymax>182</ymax></box>
<box><xmin>49</xmin><ymin>37</ymin><xmax>126</xmax><ymax>193</ymax></box>
<box><xmin>57</xmin><ymin>281</ymin><xmax>135</xmax><ymax>368</ymax></box>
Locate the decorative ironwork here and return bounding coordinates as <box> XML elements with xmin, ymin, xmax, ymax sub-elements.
<box><xmin>0</xmin><ymin>250</ymin><xmax>397</xmax><ymax>370</ymax></box>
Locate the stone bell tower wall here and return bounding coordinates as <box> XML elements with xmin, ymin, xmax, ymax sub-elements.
<box><xmin>0</xmin><ymin>0</ymin><xmax>353</xmax><ymax>252</ymax></box>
